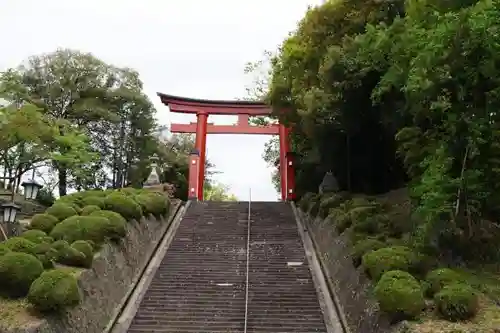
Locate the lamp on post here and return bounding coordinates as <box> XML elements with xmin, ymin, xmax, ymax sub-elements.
<box><xmin>1</xmin><ymin>202</ymin><xmax>20</xmax><ymax>224</ymax></box>
<box><xmin>0</xmin><ymin>171</ymin><xmax>43</xmax><ymax>240</ymax></box>
<box><xmin>21</xmin><ymin>179</ymin><xmax>43</xmax><ymax>200</ymax></box>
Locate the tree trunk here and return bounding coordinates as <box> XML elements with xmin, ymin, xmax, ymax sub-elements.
<box><xmin>58</xmin><ymin>166</ymin><xmax>68</xmax><ymax>197</ymax></box>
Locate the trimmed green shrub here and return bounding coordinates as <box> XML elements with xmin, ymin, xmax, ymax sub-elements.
<box><xmin>434</xmin><ymin>284</ymin><xmax>479</xmax><ymax>321</ymax></box>
<box><xmin>362</xmin><ymin>246</ymin><xmax>419</xmax><ymax>281</ymax></box>
<box><xmin>351</xmin><ymin>239</ymin><xmax>386</xmax><ymax>267</ymax></box>
<box><xmin>0</xmin><ymin>244</ymin><xmax>10</xmax><ymax>256</ymax></box>
<box><xmin>80</xmin><ymin>205</ymin><xmax>101</xmax><ymax>216</ymax></box>
<box><xmin>50</xmin><ymin>215</ymin><xmax>126</xmax><ymax>245</ymax></box>
<box><xmin>81</xmin><ymin>196</ymin><xmax>105</xmax><ymax>208</ymax></box>
<box><xmin>29</xmin><ymin>213</ymin><xmax>59</xmax><ymax>234</ymax></box>
<box><xmin>308</xmin><ymin>196</ymin><xmax>322</xmax><ymax>217</ymax></box>
<box><xmin>374</xmin><ymin>270</ymin><xmax>425</xmax><ymax>321</ymax></box>
<box><xmin>135</xmin><ymin>193</ymin><xmax>169</xmax><ymax>217</ymax></box>
<box><xmin>51</xmin><ymin>240</ymin><xmax>87</xmax><ymax>267</ymax></box>
<box><xmin>335</xmin><ymin>213</ymin><xmax>352</xmax><ymax>234</ymax></box>
<box><xmin>45</xmin><ymin>204</ymin><xmax>78</xmax><ymax>221</ymax></box>
<box><xmin>33</xmin><ymin>243</ymin><xmax>58</xmax><ymax>269</ymax></box>
<box><xmin>348</xmin><ymin>197</ymin><xmax>373</xmax><ymax>209</ymax></box>
<box><xmin>3</xmin><ymin>237</ymin><xmax>36</xmax><ymax>254</ymax></box>
<box><xmin>20</xmin><ymin>230</ymin><xmax>53</xmax><ymax>244</ymax></box>
<box><xmin>299</xmin><ymin>192</ymin><xmax>315</xmax><ymax>211</ymax></box>
<box><xmin>318</xmin><ymin>194</ymin><xmax>346</xmax><ymax>219</ymax></box>
<box><xmin>352</xmin><ymin>214</ymin><xmax>389</xmax><ymax>235</ymax></box>
<box><xmin>71</xmin><ymin>240</ymin><xmax>94</xmax><ymax>268</ymax></box>
<box><xmin>425</xmin><ymin>268</ymin><xmax>463</xmax><ymax>297</ymax></box>
<box><xmin>349</xmin><ymin>205</ymin><xmax>378</xmax><ymax>224</ymax></box>
<box><xmin>28</xmin><ymin>269</ymin><xmax>80</xmax><ymax>312</ymax></box>
<box><xmin>0</xmin><ymin>252</ymin><xmax>44</xmax><ymax>297</ymax></box>
<box><xmin>104</xmin><ymin>194</ymin><xmax>142</xmax><ymax>221</ymax></box>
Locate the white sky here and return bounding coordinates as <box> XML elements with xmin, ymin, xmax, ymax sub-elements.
<box><xmin>0</xmin><ymin>0</ymin><xmax>323</xmax><ymax>201</ymax></box>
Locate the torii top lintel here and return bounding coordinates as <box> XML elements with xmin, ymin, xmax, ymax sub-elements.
<box><xmin>157</xmin><ymin>92</ymin><xmax>272</xmax><ymax>116</ymax></box>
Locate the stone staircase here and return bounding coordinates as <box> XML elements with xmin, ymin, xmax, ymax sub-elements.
<box><xmin>126</xmin><ymin>201</ymin><xmax>328</xmax><ymax>333</ymax></box>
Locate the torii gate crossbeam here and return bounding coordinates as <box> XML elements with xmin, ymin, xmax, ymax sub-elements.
<box><xmin>158</xmin><ymin>93</ymin><xmax>296</xmax><ymax>201</ymax></box>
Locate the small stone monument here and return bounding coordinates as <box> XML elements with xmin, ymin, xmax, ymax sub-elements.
<box><xmin>143</xmin><ymin>154</ymin><xmax>160</xmax><ymax>188</ymax></box>
<box><xmin>319</xmin><ymin>171</ymin><xmax>339</xmax><ymax>194</ymax></box>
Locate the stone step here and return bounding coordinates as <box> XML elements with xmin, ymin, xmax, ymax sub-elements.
<box><xmin>126</xmin><ymin>201</ymin><xmax>327</xmax><ymax>333</ymax></box>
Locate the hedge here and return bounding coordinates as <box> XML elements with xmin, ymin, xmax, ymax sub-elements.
<box><xmin>0</xmin><ymin>252</ymin><xmax>44</xmax><ymax>297</ymax></box>
<box><xmin>425</xmin><ymin>268</ymin><xmax>464</xmax><ymax>297</ymax></box>
<box><xmin>81</xmin><ymin>196</ymin><xmax>105</xmax><ymax>208</ymax></box>
<box><xmin>29</xmin><ymin>213</ymin><xmax>59</xmax><ymax>234</ymax></box>
<box><xmin>71</xmin><ymin>240</ymin><xmax>94</xmax><ymax>268</ymax></box>
<box><xmin>362</xmin><ymin>246</ymin><xmax>420</xmax><ymax>281</ymax></box>
<box><xmin>32</xmin><ymin>242</ymin><xmax>58</xmax><ymax>269</ymax></box>
<box><xmin>434</xmin><ymin>283</ymin><xmax>479</xmax><ymax>321</ymax></box>
<box><xmin>350</xmin><ymin>239</ymin><xmax>386</xmax><ymax>267</ymax></box>
<box><xmin>28</xmin><ymin>269</ymin><xmax>80</xmax><ymax>312</ymax></box>
<box><xmin>3</xmin><ymin>237</ymin><xmax>36</xmax><ymax>255</ymax></box>
<box><xmin>135</xmin><ymin>192</ymin><xmax>169</xmax><ymax>217</ymax></box>
<box><xmin>0</xmin><ymin>244</ymin><xmax>10</xmax><ymax>256</ymax></box>
<box><xmin>51</xmin><ymin>240</ymin><xmax>88</xmax><ymax>268</ymax></box>
<box><xmin>374</xmin><ymin>270</ymin><xmax>425</xmax><ymax>321</ymax></box>
<box><xmin>80</xmin><ymin>205</ymin><xmax>101</xmax><ymax>216</ymax></box>
<box><xmin>20</xmin><ymin>230</ymin><xmax>53</xmax><ymax>244</ymax></box>
<box><xmin>45</xmin><ymin>204</ymin><xmax>78</xmax><ymax>221</ymax></box>
<box><xmin>50</xmin><ymin>215</ymin><xmax>127</xmax><ymax>245</ymax></box>
<box><xmin>103</xmin><ymin>194</ymin><xmax>143</xmax><ymax>221</ymax></box>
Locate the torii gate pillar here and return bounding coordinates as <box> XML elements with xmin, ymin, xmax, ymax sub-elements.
<box><xmin>194</xmin><ymin>112</ymin><xmax>208</xmax><ymax>200</ymax></box>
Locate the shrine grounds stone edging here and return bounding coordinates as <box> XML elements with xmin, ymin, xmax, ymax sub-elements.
<box><xmin>297</xmin><ymin>208</ymin><xmax>397</xmax><ymax>333</ymax></box>
<box><xmin>0</xmin><ymin>200</ymin><xmax>182</xmax><ymax>333</ymax></box>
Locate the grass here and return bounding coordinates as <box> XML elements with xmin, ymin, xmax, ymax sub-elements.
<box><xmin>0</xmin><ymin>297</ymin><xmax>40</xmax><ymax>329</ymax></box>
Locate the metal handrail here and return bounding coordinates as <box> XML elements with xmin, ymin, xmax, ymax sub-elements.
<box><xmin>243</xmin><ymin>188</ymin><xmax>252</xmax><ymax>333</ymax></box>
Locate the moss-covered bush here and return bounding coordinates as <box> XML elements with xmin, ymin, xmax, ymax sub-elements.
<box><xmin>352</xmin><ymin>213</ymin><xmax>389</xmax><ymax>235</ymax></box>
<box><xmin>45</xmin><ymin>204</ymin><xmax>78</xmax><ymax>221</ymax></box>
<box><xmin>80</xmin><ymin>205</ymin><xmax>101</xmax><ymax>216</ymax></box>
<box><xmin>0</xmin><ymin>252</ymin><xmax>44</xmax><ymax>297</ymax></box>
<box><xmin>20</xmin><ymin>230</ymin><xmax>53</xmax><ymax>244</ymax></box>
<box><xmin>135</xmin><ymin>192</ymin><xmax>169</xmax><ymax>217</ymax></box>
<box><xmin>425</xmin><ymin>268</ymin><xmax>463</xmax><ymax>297</ymax></box>
<box><xmin>50</xmin><ymin>215</ymin><xmax>126</xmax><ymax>245</ymax></box>
<box><xmin>335</xmin><ymin>213</ymin><xmax>352</xmax><ymax>234</ymax></box>
<box><xmin>81</xmin><ymin>196</ymin><xmax>105</xmax><ymax>208</ymax></box>
<box><xmin>51</xmin><ymin>240</ymin><xmax>87</xmax><ymax>267</ymax></box>
<box><xmin>434</xmin><ymin>284</ymin><xmax>479</xmax><ymax>321</ymax></box>
<box><xmin>0</xmin><ymin>244</ymin><xmax>10</xmax><ymax>256</ymax></box>
<box><xmin>28</xmin><ymin>269</ymin><xmax>80</xmax><ymax>312</ymax></box>
<box><xmin>299</xmin><ymin>192</ymin><xmax>316</xmax><ymax>211</ymax></box>
<box><xmin>349</xmin><ymin>205</ymin><xmax>378</xmax><ymax>224</ymax></box>
<box><xmin>362</xmin><ymin>246</ymin><xmax>420</xmax><ymax>281</ymax></box>
<box><xmin>351</xmin><ymin>239</ymin><xmax>386</xmax><ymax>267</ymax></box>
<box><xmin>308</xmin><ymin>195</ymin><xmax>322</xmax><ymax>217</ymax></box>
<box><xmin>104</xmin><ymin>194</ymin><xmax>142</xmax><ymax>221</ymax></box>
<box><xmin>32</xmin><ymin>243</ymin><xmax>58</xmax><ymax>269</ymax></box>
<box><xmin>374</xmin><ymin>270</ymin><xmax>425</xmax><ymax>321</ymax></box>
<box><xmin>318</xmin><ymin>193</ymin><xmax>347</xmax><ymax>218</ymax></box>
<box><xmin>71</xmin><ymin>240</ymin><xmax>94</xmax><ymax>267</ymax></box>
<box><xmin>3</xmin><ymin>237</ymin><xmax>36</xmax><ymax>254</ymax></box>
<box><xmin>29</xmin><ymin>213</ymin><xmax>59</xmax><ymax>234</ymax></box>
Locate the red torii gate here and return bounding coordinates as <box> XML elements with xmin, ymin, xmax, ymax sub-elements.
<box><xmin>157</xmin><ymin>93</ymin><xmax>296</xmax><ymax>201</ymax></box>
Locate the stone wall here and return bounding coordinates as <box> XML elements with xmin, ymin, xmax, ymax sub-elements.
<box><xmin>2</xmin><ymin>200</ymin><xmax>181</xmax><ymax>333</ymax></box>
<box><xmin>299</xmin><ymin>210</ymin><xmax>395</xmax><ymax>333</ymax></box>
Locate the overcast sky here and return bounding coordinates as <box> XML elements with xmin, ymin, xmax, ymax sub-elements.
<box><xmin>0</xmin><ymin>0</ymin><xmax>322</xmax><ymax>201</ymax></box>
